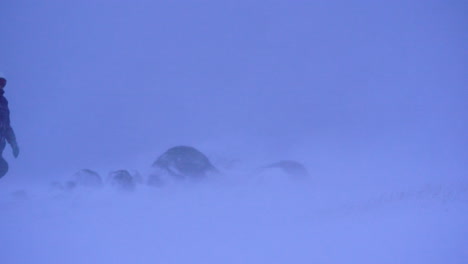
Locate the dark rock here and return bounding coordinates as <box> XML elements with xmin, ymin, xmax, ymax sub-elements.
<box><xmin>150</xmin><ymin>146</ymin><xmax>218</xmax><ymax>183</ymax></box>
<box><xmin>260</xmin><ymin>160</ymin><xmax>309</xmax><ymax>180</ymax></box>
<box><xmin>50</xmin><ymin>180</ymin><xmax>76</xmax><ymax>192</ymax></box>
<box><xmin>72</xmin><ymin>169</ymin><xmax>103</xmax><ymax>188</ymax></box>
<box><xmin>108</xmin><ymin>170</ymin><xmax>136</xmax><ymax>191</ymax></box>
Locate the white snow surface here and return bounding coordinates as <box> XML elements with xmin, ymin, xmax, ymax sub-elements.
<box><xmin>1</xmin><ymin>167</ymin><xmax>467</xmax><ymax>264</ymax></box>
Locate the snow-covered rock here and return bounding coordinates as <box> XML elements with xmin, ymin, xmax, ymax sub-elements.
<box><xmin>72</xmin><ymin>169</ymin><xmax>103</xmax><ymax>188</ymax></box>
<box><xmin>108</xmin><ymin>170</ymin><xmax>136</xmax><ymax>191</ymax></box>
<box><xmin>148</xmin><ymin>146</ymin><xmax>219</xmax><ymax>185</ymax></box>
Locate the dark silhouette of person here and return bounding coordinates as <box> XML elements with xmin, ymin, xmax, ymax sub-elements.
<box><xmin>0</xmin><ymin>76</ymin><xmax>19</xmax><ymax>178</ymax></box>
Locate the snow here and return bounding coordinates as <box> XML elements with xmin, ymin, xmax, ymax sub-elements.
<box><xmin>1</xmin><ymin>169</ymin><xmax>467</xmax><ymax>264</ymax></box>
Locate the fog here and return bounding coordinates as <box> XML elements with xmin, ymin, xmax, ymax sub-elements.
<box><xmin>0</xmin><ymin>0</ymin><xmax>467</xmax><ymax>263</ymax></box>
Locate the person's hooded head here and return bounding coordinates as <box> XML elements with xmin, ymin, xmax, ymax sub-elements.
<box><xmin>0</xmin><ymin>73</ymin><xmax>6</xmax><ymax>89</ymax></box>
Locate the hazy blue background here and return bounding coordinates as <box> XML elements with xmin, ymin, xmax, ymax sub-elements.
<box><xmin>1</xmin><ymin>1</ymin><xmax>468</xmax><ymax>263</ymax></box>
<box><xmin>0</xmin><ymin>0</ymin><xmax>466</xmax><ymax>185</ymax></box>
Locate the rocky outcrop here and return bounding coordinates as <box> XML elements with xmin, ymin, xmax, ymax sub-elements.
<box><xmin>149</xmin><ymin>146</ymin><xmax>218</xmax><ymax>185</ymax></box>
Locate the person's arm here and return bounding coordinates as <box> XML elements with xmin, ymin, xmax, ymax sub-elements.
<box><xmin>6</xmin><ymin>126</ymin><xmax>19</xmax><ymax>158</ymax></box>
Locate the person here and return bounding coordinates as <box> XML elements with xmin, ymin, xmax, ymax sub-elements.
<box><xmin>0</xmin><ymin>75</ymin><xmax>19</xmax><ymax>178</ymax></box>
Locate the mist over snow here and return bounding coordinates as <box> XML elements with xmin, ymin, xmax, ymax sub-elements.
<box><xmin>0</xmin><ymin>0</ymin><xmax>467</xmax><ymax>263</ymax></box>
<box><xmin>1</xmin><ymin>170</ymin><xmax>467</xmax><ymax>264</ymax></box>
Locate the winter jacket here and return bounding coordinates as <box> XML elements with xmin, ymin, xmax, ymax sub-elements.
<box><xmin>0</xmin><ymin>89</ymin><xmax>18</xmax><ymax>153</ymax></box>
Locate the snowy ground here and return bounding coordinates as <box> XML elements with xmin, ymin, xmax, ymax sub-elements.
<box><xmin>1</xmin><ymin>169</ymin><xmax>467</xmax><ymax>264</ymax></box>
